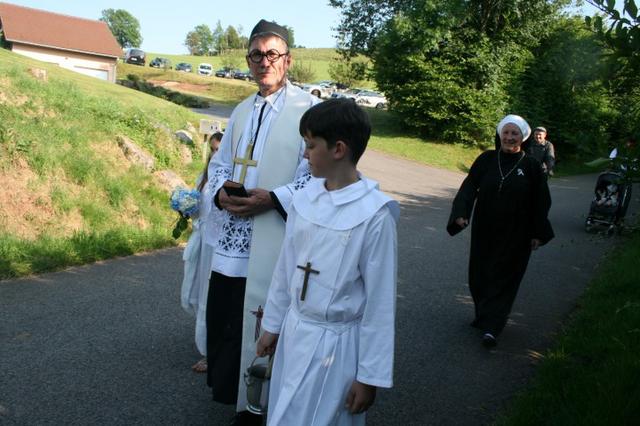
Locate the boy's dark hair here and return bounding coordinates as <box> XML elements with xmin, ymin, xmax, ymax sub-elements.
<box><xmin>210</xmin><ymin>131</ymin><xmax>224</xmax><ymax>142</ymax></box>
<box><xmin>299</xmin><ymin>98</ymin><xmax>371</xmax><ymax>164</ymax></box>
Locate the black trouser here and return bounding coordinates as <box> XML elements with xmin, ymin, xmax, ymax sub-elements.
<box><xmin>206</xmin><ymin>271</ymin><xmax>246</xmax><ymax>404</ymax></box>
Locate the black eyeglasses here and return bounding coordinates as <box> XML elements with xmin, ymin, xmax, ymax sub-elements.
<box><xmin>247</xmin><ymin>49</ymin><xmax>289</xmax><ymax>64</ymax></box>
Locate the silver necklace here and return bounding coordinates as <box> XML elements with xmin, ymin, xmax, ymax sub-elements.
<box><xmin>497</xmin><ymin>150</ymin><xmax>524</xmax><ymax>192</ymax></box>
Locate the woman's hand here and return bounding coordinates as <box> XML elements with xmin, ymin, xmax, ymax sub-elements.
<box><xmin>256</xmin><ymin>331</ymin><xmax>279</xmax><ymax>357</ymax></box>
<box><xmin>455</xmin><ymin>217</ymin><xmax>469</xmax><ymax>228</ymax></box>
<box><xmin>345</xmin><ymin>381</ymin><xmax>377</xmax><ymax>414</ymax></box>
<box><xmin>531</xmin><ymin>239</ymin><xmax>541</xmax><ymax>250</ymax></box>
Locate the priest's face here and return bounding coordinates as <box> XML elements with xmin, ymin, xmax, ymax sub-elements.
<box><xmin>303</xmin><ymin>133</ymin><xmax>334</xmax><ymax>178</ymax></box>
<box><xmin>247</xmin><ymin>35</ymin><xmax>291</xmax><ymax>97</ymax></box>
<box><xmin>500</xmin><ymin>124</ymin><xmax>524</xmax><ymax>154</ymax></box>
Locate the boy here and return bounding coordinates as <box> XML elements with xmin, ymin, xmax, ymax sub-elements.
<box><xmin>256</xmin><ymin>99</ymin><xmax>399</xmax><ymax>425</ymax></box>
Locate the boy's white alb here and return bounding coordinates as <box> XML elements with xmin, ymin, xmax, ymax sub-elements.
<box><xmin>262</xmin><ymin>176</ymin><xmax>399</xmax><ymax>425</ymax></box>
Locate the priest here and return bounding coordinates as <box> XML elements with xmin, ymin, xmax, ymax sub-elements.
<box><xmin>203</xmin><ymin>20</ymin><xmax>318</xmax><ymax>426</ymax></box>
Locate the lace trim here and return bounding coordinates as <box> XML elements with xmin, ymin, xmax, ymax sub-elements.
<box><xmin>293</xmin><ymin>171</ymin><xmax>312</xmax><ymax>191</ymax></box>
<box><xmin>217</xmin><ymin>214</ymin><xmax>252</xmax><ymax>256</ymax></box>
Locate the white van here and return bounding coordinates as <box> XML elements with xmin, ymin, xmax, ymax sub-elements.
<box><xmin>198</xmin><ymin>63</ymin><xmax>213</xmax><ymax>76</ymax></box>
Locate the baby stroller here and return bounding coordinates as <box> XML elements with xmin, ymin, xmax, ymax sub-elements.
<box><xmin>585</xmin><ymin>170</ymin><xmax>632</xmax><ymax>234</ymax></box>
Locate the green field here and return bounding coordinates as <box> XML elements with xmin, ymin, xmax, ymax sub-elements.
<box><xmin>143</xmin><ymin>48</ymin><xmax>338</xmax><ymax>83</ymax></box>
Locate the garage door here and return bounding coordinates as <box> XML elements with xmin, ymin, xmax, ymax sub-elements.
<box><xmin>73</xmin><ymin>66</ymin><xmax>109</xmax><ymax>81</ymax></box>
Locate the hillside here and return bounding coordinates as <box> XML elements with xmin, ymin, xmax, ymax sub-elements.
<box><xmin>145</xmin><ymin>48</ymin><xmax>339</xmax><ymax>82</ymax></box>
<box><xmin>0</xmin><ymin>48</ymin><xmax>208</xmax><ymax>279</ymax></box>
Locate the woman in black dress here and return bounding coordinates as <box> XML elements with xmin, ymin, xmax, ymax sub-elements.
<box><xmin>447</xmin><ymin>114</ymin><xmax>554</xmax><ymax>347</ymax></box>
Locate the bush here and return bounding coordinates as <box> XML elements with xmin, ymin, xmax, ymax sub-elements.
<box><xmin>288</xmin><ymin>61</ymin><xmax>316</xmax><ymax>83</ymax></box>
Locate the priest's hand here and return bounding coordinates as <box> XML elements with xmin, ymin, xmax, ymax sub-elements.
<box><xmin>455</xmin><ymin>217</ymin><xmax>469</xmax><ymax>228</ymax></box>
<box><xmin>531</xmin><ymin>238</ymin><xmax>541</xmax><ymax>250</ymax></box>
<box><xmin>345</xmin><ymin>381</ymin><xmax>376</xmax><ymax>414</ymax></box>
<box><xmin>256</xmin><ymin>331</ymin><xmax>279</xmax><ymax>357</ymax></box>
<box><xmin>220</xmin><ymin>188</ymin><xmax>274</xmax><ymax>217</ymax></box>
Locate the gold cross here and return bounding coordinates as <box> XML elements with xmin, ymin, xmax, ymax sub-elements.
<box><xmin>297</xmin><ymin>262</ymin><xmax>320</xmax><ymax>301</ymax></box>
<box><xmin>233</xmin><ymin>142</ymin><xmax>258</xmax><ymax>184</ymax></box>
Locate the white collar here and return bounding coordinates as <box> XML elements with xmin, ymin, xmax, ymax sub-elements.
<box><xmin>256</xmin><ymin>83</ymin><xmax>287</xmax><ymax>113</ymax></box>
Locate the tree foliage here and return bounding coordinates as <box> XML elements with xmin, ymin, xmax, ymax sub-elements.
<box><xmin>288</xmin><ymin>61</ymin><xmax>316</xmax><ymax>83</ymax></box>
<box><xmin>328</xmin><ymin>57</ymin><xmax>369</xmax><ymax>87</ymax></box>
<box><xmin>586</xmin><ymin>0</ymin><xmax>640</xmax><ymax>144</ymax></box>
<box><xmin>331</xmin><ymin>0</ymin><xmax>569</xmax><ymax>144</ymax></box>
<box><xmin>283</xmin><ymin>25</ymin><xmax>296</xmax><ymax>48</ymax></box>
<box><xmin>100</xmin><ymin>9</ymin><xmax>142</xmax><ymax>48</ymax></box>
<box><xmin>184</xmin><ymin>24</ymin><xmax>214</xmax><ymax>56</ymax></box>
<box><xmin>512</xmin><ymin>17</ymin><xmax>615</xmax><ymax>157</ymax></box>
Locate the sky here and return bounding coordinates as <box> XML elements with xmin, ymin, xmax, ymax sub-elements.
<box><xmin>5</xmin><ymin>0</ymin><xmax>344</xmax><ymax>53</ymax></box>
<box><xmin>6</xmin><ymin>1</ymin><xmax>604</xmax><ymax>54</ymax></box>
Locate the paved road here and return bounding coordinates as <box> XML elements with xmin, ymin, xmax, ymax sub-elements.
<box><xmin>1</xmin><ymin>150</ymin><xmax>636</xmax><ymax>425</ymax></box>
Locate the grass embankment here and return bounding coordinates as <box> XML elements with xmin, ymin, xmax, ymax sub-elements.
<box><xmin>0</xmin><ymin>49</ymin><xmax>206</xmax><ymax>279</ymax></box>
<box><xmin>497</xmin><ymin>231</ymin><xmax>640</xmax><ymax>425</ymax></box>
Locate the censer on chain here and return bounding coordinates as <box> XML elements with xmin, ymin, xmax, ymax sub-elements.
<box><xmin>245</xmin><ymin>355</ymin><xmax>273</xmax><ymax>415</ymax></box>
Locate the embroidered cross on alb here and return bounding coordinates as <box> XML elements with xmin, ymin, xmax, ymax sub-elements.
<box><xmin>297</xmin><ymin>262</ymin><xmax>320</xmax><ymax>301</ymax></box>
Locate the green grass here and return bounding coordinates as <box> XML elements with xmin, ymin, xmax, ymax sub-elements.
<box><xmin>367</xmin><ymin>109</ymin><xmax>483</xmax><ymax>172</ymax></box>
<box><xmin>0</xmin><ymin>48</ymin><xmax>208</xmax><ymax>279</ymax></box>
<box><xmin>496</xmin><ymin>231</ymin><xmax>640</xmax><ymax>426</ymax></box>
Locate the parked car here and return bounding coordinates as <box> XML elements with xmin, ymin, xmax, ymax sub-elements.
<box><xmin>233</xmin><ymin>69</ymin><xmax>252</xmax><ymax>81</ymax></box>
<box><xmin>215</xmin><ymin>68</ymin><xmax>233</xmax><ymax>78</ymax></box>
<box><xmin>124</xmin><ymin>48</ymin><xmax>146</xmax><ymax>66</ymax></box>
<box><xmin>300</xmin><ymin>82</ymin><xmax>334</xmax><ymax>99</ymax></box>
<box><xmin>354</xmin><ymin>90</ymin><xmax>387</xmax><ymax>109</ymax></box>
<box><xmin>175</xmin><ymin>62</ymin><xmax>192</xmax><ymax>73</ymax></box>
<box><xmin>198</xmin><ymin>63</ymin><xmax>213</xmax><ymax>76</ymax></box>
<box><xmin>331</xmin><ymin>88</ymin><xmax>365</xmax><ymax>100</ymax></box>
<box><xmin>149</xmin><ymin>57</ymin><xmax>172</xmax><ymax>69</ymax></box>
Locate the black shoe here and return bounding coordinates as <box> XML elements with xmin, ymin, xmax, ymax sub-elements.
<box><xmin>482</xmin><ymin>332</ymin><xmax>497</xmax><ymax>348</ymax></box>
<box><xmin>470</xmin><ymin>319</ymin><xmax>480</xmax><ymax>329</ymax></box>
<box><xmin>229</xmin><ymin>411</ymin><xmax>263</xmax><ymax>426</ymax></box>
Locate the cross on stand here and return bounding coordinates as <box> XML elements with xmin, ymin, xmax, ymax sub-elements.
<box><xmin>297</xmin><ymin>262</ymin><xmax>320</xmax><ymax>301</ymax></box>
<box><xmin>233</xmin><ymin>142</ymin><xmax>258</xmax><ymax>185</ymax></box>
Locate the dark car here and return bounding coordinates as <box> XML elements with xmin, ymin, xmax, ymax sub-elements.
<box><xmin>175</xmin><ymin>62</ymin><xmax>192</xmax><ymax>72</ymax></box>
<box><xmin>215</xmin><ymin>68</ymin><xmax>233</xmax><ymax>78</ymax></box>
<box><xmin>149</xmin><ymin>57</ymin><xmax>172</xmax><ymax>69</ymax></box>
<box><xmin>233</xmin><ymin>70</ymin><xmax>252</xmax><ymax>81</ymax></box>
<box><xmin>125</xmin><ymin>48</ymin><xmax>146</xmax><ymax>66</ymax></box>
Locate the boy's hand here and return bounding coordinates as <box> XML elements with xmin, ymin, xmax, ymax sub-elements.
<box><xmin>256</xmin><ymin>331</ymin><xmax>279</xmax><ymax>357</ymax></box>
<box><xmin>345</xmin><ymin>381</ymin><xmax>376</xmax><ymax>414</ymax></box>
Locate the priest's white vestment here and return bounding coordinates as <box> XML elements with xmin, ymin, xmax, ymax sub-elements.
<box><xmin>262</xmin><ymin>176</ymin><xmax>399</xmax><ymax>426</ymax></box>
<box><xmin>206</xmin><ymin>81</ymin><xmax>319</xmax><ymax>409</ymax></box>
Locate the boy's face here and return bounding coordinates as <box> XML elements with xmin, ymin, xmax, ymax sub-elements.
<box><xmin>210</xmin><ymin>137</ymin><xmax>221</xmax><ymax>154</ymax></box>
<box><xmin>303</xmin><ymin>133</ymin><xmax>335</xmax><ymax>178</ymax></box>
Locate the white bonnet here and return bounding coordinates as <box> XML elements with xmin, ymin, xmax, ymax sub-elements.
<box><xmin>497</xmin><ymin>114</ymin><xmax>531</xmax><ymax>141</ymax></box>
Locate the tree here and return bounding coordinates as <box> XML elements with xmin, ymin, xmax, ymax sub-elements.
<box><xmin>100</xmin><ymin>9</ymin><xmax>142</xmax><ymax>48</ymax></box>
<box><xmin>213</xmin><ymin>21</ymin><xmax>228</xmax><ymax>54</ymax></box>
<box><xmin>512</xmin><ymin>17</ymin><xmax>614</xmax><ymax>157</ymax></box>
<box><xmin>225</xmin><ymin>25</ymin><xmax>242</xmax><ymax>49</ymax></box>
<box><xmin>283</xmin><ymin>25</ymin><xmax>296</xmax><ymax>48</ymax></box>
<box><xmin>330</xmin><ymin>0</ymin><xmax>570</xmax><ymax>144</ymax></box>
<box><xmin>586</xmin><ymin>0</ymin><xmax>640</xmax><ymax>149</ymax></box>
<box><xmin>184</xmin><ymin>25</ymin><xmax>214</xmax><ymax>56</ymax></box>
<box><xmin>328</xmin><ymin>57</ymin><xmax>369</xmax><ymax>87</ymax></box>
<box><xmin>288</xmin><ymin>61</ymin><xmax>316</xmax><ymax>83</ymax></box>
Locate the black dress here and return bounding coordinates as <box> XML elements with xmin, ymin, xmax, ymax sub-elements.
<box><xmin>447</xmin><ymin>150</ymin><xmax>554</xmax><ymax>336</ymax></box>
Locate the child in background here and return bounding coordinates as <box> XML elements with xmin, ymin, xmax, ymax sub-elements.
<box><xmin>257</xmin><ymin>99</ymin><xmax>399</xmax><ymax>425</ymax></box>
<box><xmin>181</xmin><ymin>131</ymin><xmax>223</xmax><ymax>373</ymax></box>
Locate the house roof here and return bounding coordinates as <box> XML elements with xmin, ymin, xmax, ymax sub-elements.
<box><xmin>0</xmin><ymin>2</ymin><xmax>122</xmax><ymax>58</ymax></box>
